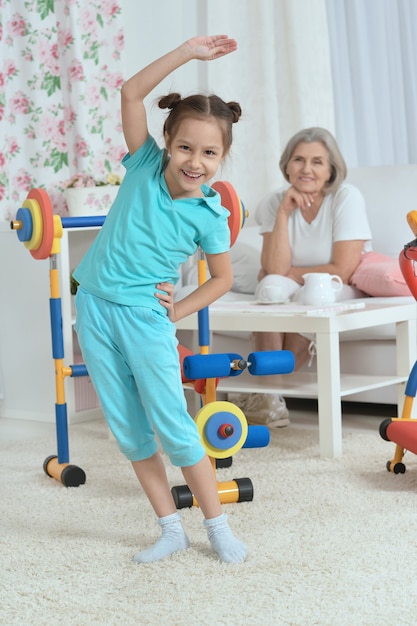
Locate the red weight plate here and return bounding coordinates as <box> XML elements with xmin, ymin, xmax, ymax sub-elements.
<box><xmin>212</xmin><ymin>181</ymin><xmax>243</xmax><ymax>247</ymax></box>
<box><xmin>28</xmin><ymin>188</ymin><xmax>54</xmax><ymax>259</ymax></box>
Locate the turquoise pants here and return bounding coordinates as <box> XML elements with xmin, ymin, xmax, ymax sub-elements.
<box><xmin>75</xmin><ymin>288</ymin><xmax>205</xmax><ymax>467</ymax></box>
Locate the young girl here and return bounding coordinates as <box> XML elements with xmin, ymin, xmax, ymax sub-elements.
<box><xmin>73</xmin><ymin>36</ymin><xmax>246</xmax><ymax>564</ymax></box>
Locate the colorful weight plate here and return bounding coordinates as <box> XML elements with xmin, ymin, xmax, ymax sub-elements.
<box><xmin>15</xmin><ymin>207</ymin><xmax>33</xmax><ymax>243</ymax></box>
<box><xmin>22</xmin><ymin>198</ymin><xmax>43</xmax><ymax>251</ymax></box>
<box><xmin>195</xmin><ymin>401</ymin><xmax>248</xmax><ymax>459</ymax></box>
<box><xmin>28</xmin><ymin>188</ymin><xmax>54</xmax><ymax>259</ymax></box>
<box><xmin>212</xmin><ymin>181</ymin><xmax>245</xmax><ymax>246</ymax></box>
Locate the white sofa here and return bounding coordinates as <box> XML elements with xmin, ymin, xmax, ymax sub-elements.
<box><xmin>177</xmin><ymin>165</ymin><xmax>417</xmax><ymax>404</ymax></box>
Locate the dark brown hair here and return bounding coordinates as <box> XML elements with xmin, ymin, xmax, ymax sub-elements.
<box><xmin>158</xmin><ymin>93</ymin><xmax>242</xmax><ymax>155</ymax></box>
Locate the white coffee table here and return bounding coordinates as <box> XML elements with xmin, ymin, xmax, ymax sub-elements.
<box><xmin>176</xmin><ymin>300</ymin><xmax>417</xmax><ymax>458</ymax></box>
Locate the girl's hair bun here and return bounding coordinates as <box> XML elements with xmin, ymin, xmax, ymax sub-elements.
<box><xmin>226</xmin><ymin>101</ymin><xmax>242</xmax><ymax>123</ymax></box>
<box><xmin>158</xmin><ymin>93</ymin><xmax>182</xmax><ymax>110</ymax></box>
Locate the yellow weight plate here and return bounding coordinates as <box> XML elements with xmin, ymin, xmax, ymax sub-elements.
<box><xmin>195</xmin><ymin>401</ymin><xmax>248</xmax><ymax>459</ymax></box>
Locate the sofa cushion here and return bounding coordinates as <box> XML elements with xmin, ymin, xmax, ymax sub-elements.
<box><xmin>346</xmin><ymin>165</ymin><xmax>417</xmax><ymax>258</ymax></box>
<box><xmin>349</xmin><ymin>251</ymin><xmax>412</xmax><ymax>297</ymax></box>
<box><xmin>229</xmin><ymin>226</ymin><xmax>262</xmax><ymax>293</ymax></box>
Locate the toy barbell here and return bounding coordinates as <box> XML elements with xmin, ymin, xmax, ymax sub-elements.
<box><xmin>10</xmin><ymin>181</ymin><xmax>246</xmax><ymax>260</ymax></box>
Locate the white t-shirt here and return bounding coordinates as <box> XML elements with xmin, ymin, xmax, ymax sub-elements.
<box><xmin>256</xmin><ymin>183</ymin><xmax>373</xmax><ymax>266</ymax></box>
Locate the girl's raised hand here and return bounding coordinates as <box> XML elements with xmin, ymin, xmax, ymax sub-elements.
<box><xmin>185</xmin><ymin>35</ymin><xmax>237</xmax><ymax>61</ymax></box>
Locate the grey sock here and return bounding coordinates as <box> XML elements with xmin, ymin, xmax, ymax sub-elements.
<box><xmin>134</xmin><ymin>512</ymin><xmax>190</xmax><ymax>564</ymax></box>
<box><xmin>204</xmin><ymin>513</ymin><xmax>247</xmax><ymax>563</ymax></box>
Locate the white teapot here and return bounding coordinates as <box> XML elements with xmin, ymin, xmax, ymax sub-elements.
<box><xmin>302</xmin><ymin>272</ymin><xmax>343</xmax><ymax>305</ymax></box>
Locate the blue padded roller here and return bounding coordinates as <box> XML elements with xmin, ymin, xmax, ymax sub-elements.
<box><xmin>247</xmin><ymin>350</ymin><xmax>295</xmax><ymax>376</ymax></box>
<box><xmin>183</xmin><ymin>354</ymin><xmax>232</xmax><ymax>379</ymax></box>
<box><xmin>243</xmin><ymin>425</ymin><xmax>270</xmax><ymax>448</ymax></box>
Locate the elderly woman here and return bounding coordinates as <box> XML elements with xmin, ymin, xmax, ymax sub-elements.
<box><xmin>231</xmin><ymin>127</ymin><xmax>372</xmax><ymax>427</ymax></box>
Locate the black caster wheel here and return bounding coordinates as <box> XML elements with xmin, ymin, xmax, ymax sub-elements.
<box><xmin>216</xmin><ymin>457</ymin><xmax>233</xmax><ymax>469</ymax></box>
<box><xmin>60</xmin><ymin>465</ymin><xmax>86</xmax><ymax>487</ymax></box>
<box><xmin>393</xmin><ymin>462</ymin><xmax>406</xmax><ymax>475</ymax></box>
<box><xmin>234</xmin><ymin>477</ymin><xmax>254</xmax><ymax>502</ymax></box>
<box><xmin>171</xmin><ymin>485</ymin><xmax>193</xmax><ymax>509</ymax></box>
<box><xmin>379</xmin><ymin>419</ymin><xmax>392</xmax><ymax>441</ymax></box>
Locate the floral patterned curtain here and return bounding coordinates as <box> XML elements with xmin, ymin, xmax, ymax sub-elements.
<box><xmin>0</xmin><ymin>0</ymin><xmax>126</xmax><ymax>220</ymax></box>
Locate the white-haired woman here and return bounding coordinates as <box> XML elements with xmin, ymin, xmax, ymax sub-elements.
<box><xmin>232</xmin><ymin>127</ymin><xmax>372</xmax><ymax>427</ymax></box>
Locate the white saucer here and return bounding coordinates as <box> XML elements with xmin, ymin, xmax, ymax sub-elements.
<box><xmin>254</xmin><ymin>299</ymin><xmax>289</xmax><ymax>305</ymax></box>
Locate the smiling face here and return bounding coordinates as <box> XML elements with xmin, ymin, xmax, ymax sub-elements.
<box><xmin>164</xmin><ymin>117</ymin><xmax>225</xmax><ymax>199</ymax></box>
<box><xmin>286</xmin><ymin>141</ymin><xmax>332</xmax><ymax>196</ymax></box>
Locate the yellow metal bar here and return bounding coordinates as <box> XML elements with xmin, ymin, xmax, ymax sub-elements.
<box><xmin>50</xmin><ymin>267</ymin><xmax>60</xmax><ymax>299</ymax></box>
<box><xmin>205</xmin><ymin>378</ymin><xmax>217</xmax><ymax>404</ymax></box>
<box><xmin>216</xmin><ymin>480</ymin><xmax>239</xmax><ymax>504</ymax></box>
<box><xmin>45</xmin><ymin>457</ymin><xmax>70</xmax><ymax>482</ymax></box>
<box><xmin>54</xmin><ymin>358</ymin><xmax>67</xmax><ymax>404</ymax></box>
<box><xmin>389</xmin><ymin>445</ymin><xmax>406</xmax><ymax>470</ymax></box>
<box><xmin>51</xmin><ymin>215</ymin><xmax>63</xmax><ymax>255</ymax></box>
<box><xmin>197</xmin><ymin>257</ymin><xmax>207</xmax><ymax>285</ymax></box>
<box><xmin>400</xmin><ymin>395</ymin><xmax>414</xmax><ymax>420</ymax></box>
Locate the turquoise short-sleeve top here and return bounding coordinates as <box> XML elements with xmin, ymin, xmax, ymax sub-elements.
<box><xmin>73</xmin><ymin>136</ymin><xmax>230</xmax><ymax>308</ymax></box>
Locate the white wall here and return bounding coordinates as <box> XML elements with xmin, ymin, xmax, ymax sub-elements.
<box><xmin>122</xmin><ymin>1</ymin><xmax>202</xmax><ymax>143</ymax></box>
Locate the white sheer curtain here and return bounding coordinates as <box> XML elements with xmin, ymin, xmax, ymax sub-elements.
<box><xmin>326</xmin><ymin>0</ymin><xmax>417</xmax><ymax>168</ymax></box>
<box><xmin>200</xmin><ymin>0</ymin><xmax>335</xmax><ymax>221</ymax></box>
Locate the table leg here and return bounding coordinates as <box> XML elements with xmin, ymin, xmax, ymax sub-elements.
<box><xmin>316</xmin><ymin>330</ymin><xmax>342</xmax><ymax>458</ymax></box>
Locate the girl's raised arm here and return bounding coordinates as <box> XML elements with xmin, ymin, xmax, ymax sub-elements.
<box><xmin>120</xmin><ymin>36</ymin><xmax>237</xmax><ymax>156</ymax></box>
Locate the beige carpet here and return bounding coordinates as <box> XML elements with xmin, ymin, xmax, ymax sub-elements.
<box><xmin>2</xmin><ymin>413</ymin><xmax>417</xmax><ymax>626</ymax></box>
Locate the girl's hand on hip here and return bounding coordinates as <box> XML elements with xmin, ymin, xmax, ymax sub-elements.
<box><xmin>155</xmin><ymin>282</ymin><xmax>176</xmax><ymax>321</ymax></box>
<box><xmin>185</xmin><ymin>35</ymin><xmax>237</xmax><ymax>61</ymax></box>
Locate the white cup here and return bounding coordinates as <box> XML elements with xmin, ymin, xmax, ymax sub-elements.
<box><xmin>257</xmin><ymin>284</ymin><xmax>285</xmax><ymax>303</ymax></box>
<box><xmin>302</xmin><ymin>273</ymin><xmax>343</xmax><ymax>305</ymax></box>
